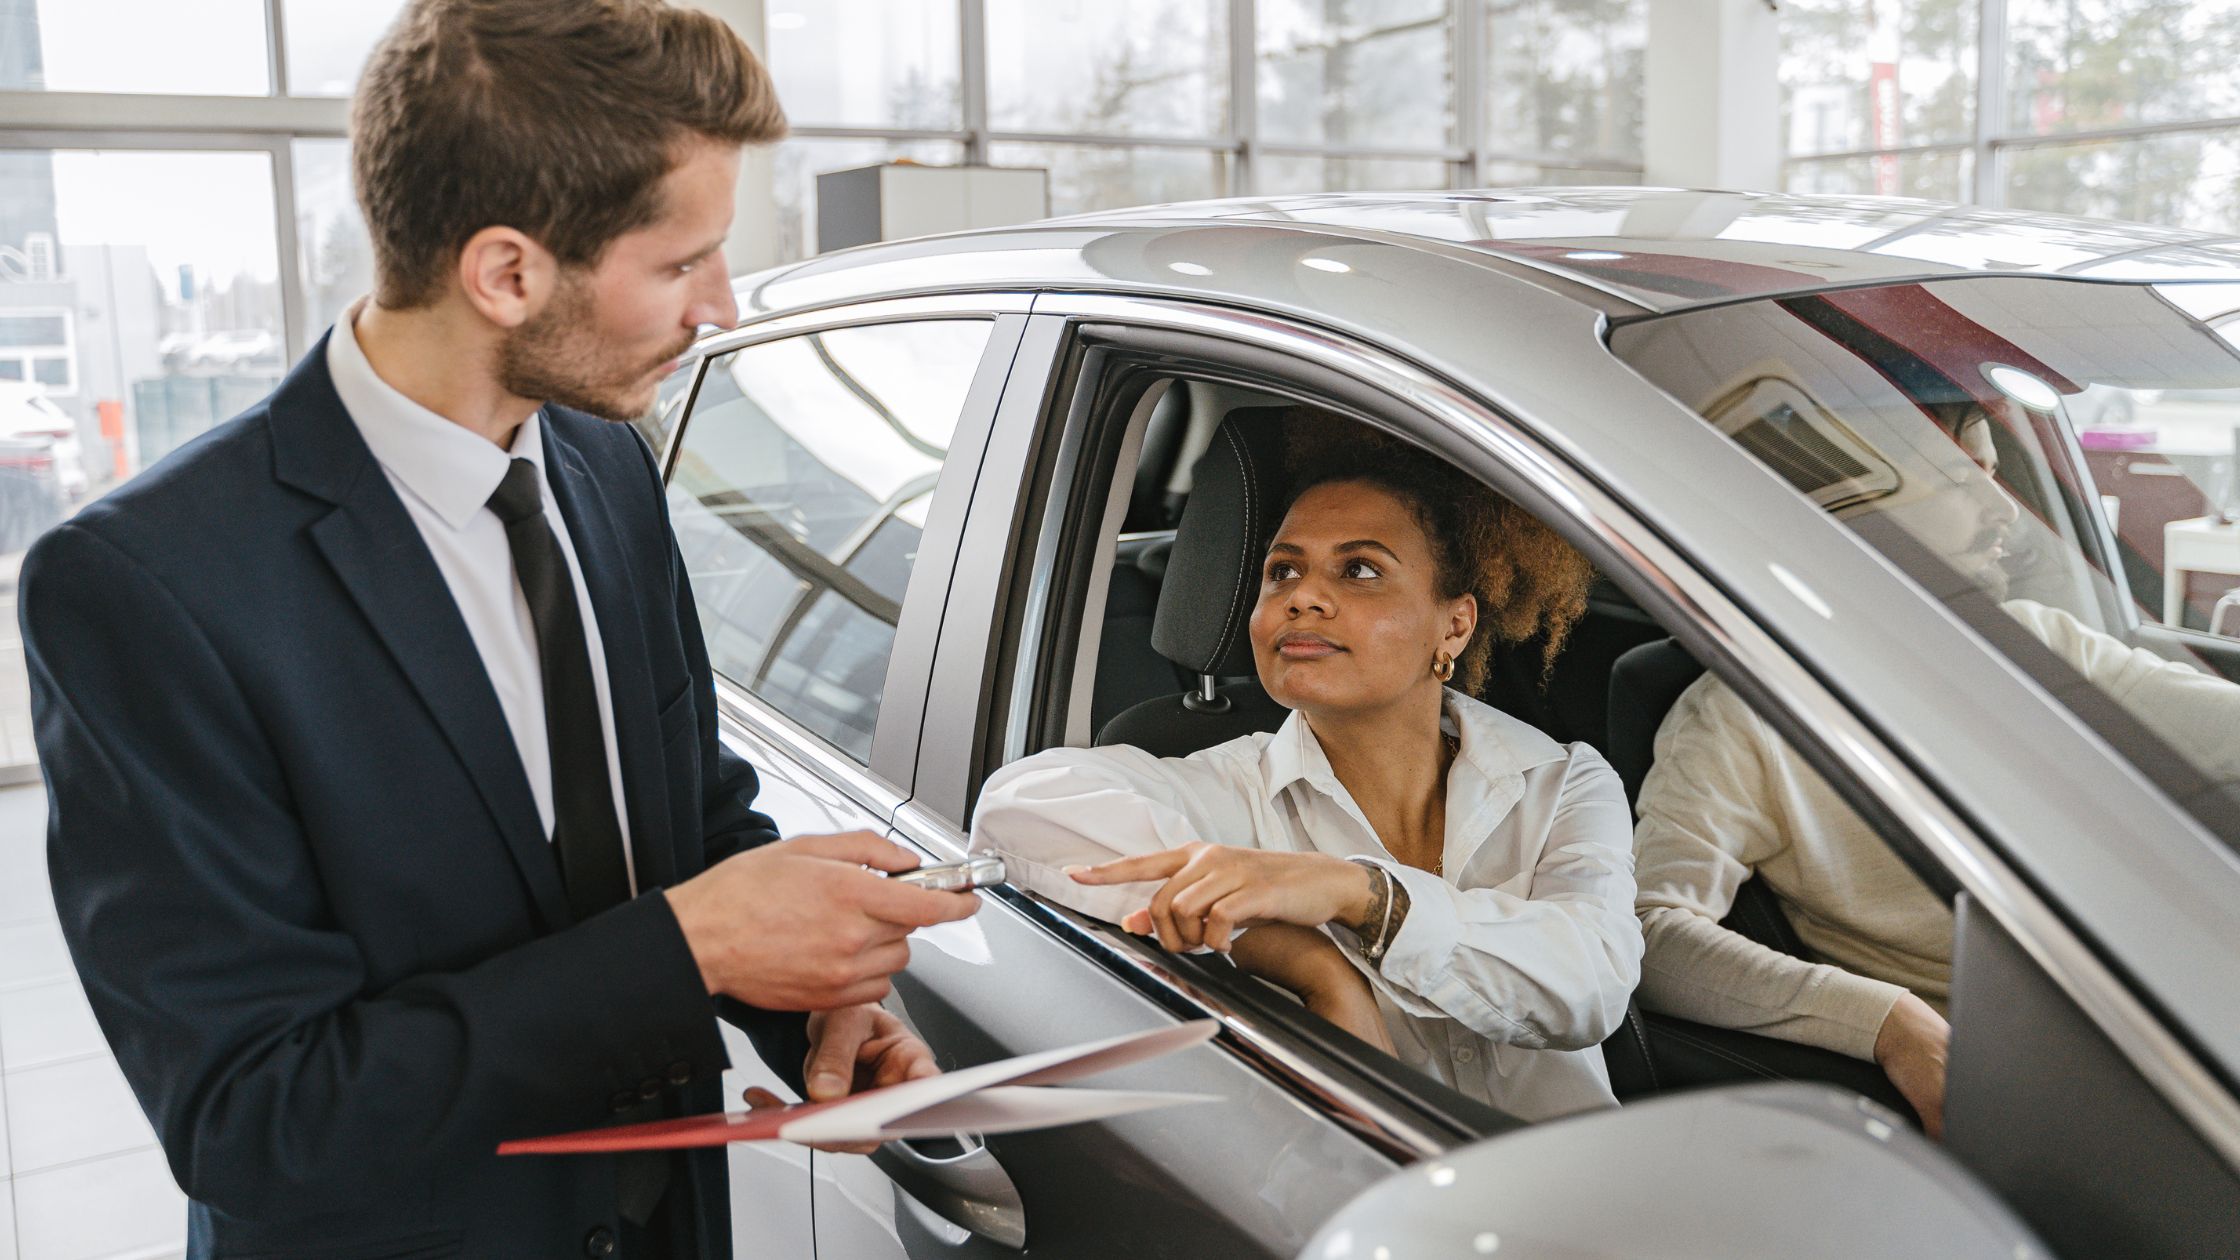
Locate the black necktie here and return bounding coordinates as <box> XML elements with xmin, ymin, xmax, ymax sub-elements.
<box><xmin>489</xmin><ymin>458</ymin><xmax>672</xmax><ymax>1229</ymax></box>
<box><xmin>486</xmin><ymin>458</ymin><xmax>631</xmax><ymax>921</ymax></box>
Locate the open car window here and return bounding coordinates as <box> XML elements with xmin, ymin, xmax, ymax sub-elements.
<box><xmin>986</xmin><ymin>346</ymin><xmax>1973</xmax><ymax>1139</ymax></box>
<box><xmin>1610</xmin><ymin>277</ymin><xmax>2240</xmax><ymax>849</ymax></box>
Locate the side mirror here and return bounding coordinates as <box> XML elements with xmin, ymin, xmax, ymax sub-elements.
<box><xmin>1301</xmin><ymin>1084</ymin><xmax>2050</xmax><ymax>1260</ymax></box>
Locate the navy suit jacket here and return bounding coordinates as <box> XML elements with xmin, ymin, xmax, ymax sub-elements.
<box><xmin>20</xmin><ymin>334</ymin><xmax>810</xmax><ymax>1258</ymax></box>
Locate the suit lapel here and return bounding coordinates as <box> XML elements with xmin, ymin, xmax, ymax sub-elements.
<box><xmin>273</xmin><ymin>339</ymin><xmax>573</xmax><ymax>931</ymax></box>
<box><xmin>540</xmin><ymin>418</ymin><xmax>679</xmax><ymax>893</ymax></box>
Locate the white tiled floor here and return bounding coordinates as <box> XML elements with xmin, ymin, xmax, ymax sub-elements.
<box><xmin>5</xmin><ymin>1058</ymin><xmax>157</xmax><ymax>1178</ymax></box>
<box><xmin>10</xmin><ymin>1151</ymin><xmax>184</xmax><ymax>1260</ymax></box>
<box><xmin>0</xmin><ymin>984</ymin><xmax>102</xmax><ymax>1074</ymax></box>
<box><xmin>0</xmin><ymin>783</ymin><xmax>186</xmax><ymax>1260</ymax></box>
<box><xmin>0</xmin><ymin>923</ymin><xmax>69</xmax><ymax>993</ymax></box>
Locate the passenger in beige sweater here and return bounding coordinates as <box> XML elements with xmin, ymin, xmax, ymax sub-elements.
<box><xmin>1634</xmin><ymin>402</ymin><xmax>2240</xmax><ymax>1138</ymax></box>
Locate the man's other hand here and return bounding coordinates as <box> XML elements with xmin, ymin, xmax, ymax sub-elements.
<box><xmin>742</xmin><ymin>1003</ymin><xmax>938</xmax><ymax>1154</ymax></box>
<box><xmin>665</xmin><ymin>832</ymin><xmax>978</xmax><ymax>1009</ymax></box>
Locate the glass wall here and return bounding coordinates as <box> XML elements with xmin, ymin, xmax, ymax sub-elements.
<box><xmin>1485</xmin><ymin>0</ymin><xmax>1647</xmax><ymax>164</ymax></box>
<box><xmin>768</xmin><ymin>0</ymin><xmax>1650</xmax><ymax>261</ymax></box>
<box><xmin>281</xmin><ymin>0</ymin><xmax>409</xmax><ymax>96</ymax></box>
<box><xmin>986</xmin><ymin>0</ymin><xmax>1230</xmax><ymax>139</ymax></box>
<box><xmin>0</xmin><ymin>0</ymin><xmax>269</xmax><ymax>95</ymax></box>
<box><xmin>765</xmin><ymin>0</ymin><xmax>963</xmax><ymax>130</ymax></box>
<box><xmin>1256</xmin><ymin>0</ymin><xmax>1457</xmax><ymax>150</ymax></box>
<box><xmin>1782</xmin><ymin>0</ymin><xmax>2240</xmax><ymax>235</ymax></box>
<box><xmin>985</xmin><ymin>144</ymin><xmax>1231</xmax><ymax>216</ymax></box>
<box><xmin>0</xmin><ymin>4</ymin><xmax>405</xmax><ymax>787</ymax></box>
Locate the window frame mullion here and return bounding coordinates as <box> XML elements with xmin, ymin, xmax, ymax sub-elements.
<box><xmin>265</xmin><ymin>0</ymin><xmax>290</xmax><ymax>99</ymax></box>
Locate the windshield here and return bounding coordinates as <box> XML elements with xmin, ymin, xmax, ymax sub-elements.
<box><xmin>1610</xmin><ymin>275</ymin><xmax>2240</xmax><ymax>844</ymax></box>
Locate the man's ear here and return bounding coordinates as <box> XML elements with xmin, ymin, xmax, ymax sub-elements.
<box><xmin>455</xmin><ymin>226</ymin><xmax>554</xmax><ymax>329</ymax></box>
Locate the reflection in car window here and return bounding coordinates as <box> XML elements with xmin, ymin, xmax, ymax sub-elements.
<box><xmin>629</xmin><ymin>356</ymin><xmax>702</xmax><ymax>457</ymax></box>
<box><xmin>668</xmin><ymin>319</ymin><xmax>993</xmax><ymax>762</ymax></box>
<box><xmin>1611</xmin><ymin>276</ymin><xmax>2240</xmax><ymax>844</ymax></box>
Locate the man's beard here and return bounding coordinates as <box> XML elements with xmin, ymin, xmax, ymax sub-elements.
<box><xmin>497</xmin><ymin>274</ymin><xmax>692</xmax><ymax>423</ymax></box>
<box><xmin>1964</xmin><ymin>521</ymin><xmax>2014</xmax><ymax>602</ymax></box>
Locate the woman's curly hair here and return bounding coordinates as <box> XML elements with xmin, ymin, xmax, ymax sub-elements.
<box><xmin>1278</xmin><ymin>410</ymin><xmax>1595</xmax><ymax>693</ymax></box>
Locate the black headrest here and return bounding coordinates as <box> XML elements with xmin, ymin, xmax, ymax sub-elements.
<box><xmin>1606</xmin><ymin>637</ymin><xmax>1707</xmax><ymax>805</ymax></box>
<box><xmin>1149</xmin><ymin>407</ymin><xmax>1290</xmax><ymax>678</ymax></box>
<box><xmin>1127</xmin><ymin>384</ymin><xmax>1192</xmax><ymax>532</ymax></box>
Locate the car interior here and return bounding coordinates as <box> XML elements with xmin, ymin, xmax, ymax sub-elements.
<box><xmin>1036</xmin><ymin>368</ymin><xmax>1927</xmax><ymax>1126</ymax></box>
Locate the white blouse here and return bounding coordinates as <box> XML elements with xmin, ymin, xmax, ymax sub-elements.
<box><xmin>969</xmin><ymin>690</ymin><xmax>1641</xmax><ymax>1121</ymax></box>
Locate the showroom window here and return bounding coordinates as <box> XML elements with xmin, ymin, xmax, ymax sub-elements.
<box><xmin>1782</xmin><ymin>0</ymin><xmax>2240</xmax><ymax>233</ymax></box>
<box><xmin>766</xmin><ymin>0</ymin><xmax>1651</xmax><ymax>258</ymax></box>
<box><xmin>0</xmin><ymin>2</ymin><xmax>400</xmax><ymax>784</ymax></box>
<box><xmin>667</xmin><ymin>319</ymin><xmax>993</xmax><ymax>764</ymax></box>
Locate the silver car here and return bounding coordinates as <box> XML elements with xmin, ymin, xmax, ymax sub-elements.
<box><xmin>646</xmin><ymin>189</ymin><xmax>2240</xmax><ymax>1259</ymax></box>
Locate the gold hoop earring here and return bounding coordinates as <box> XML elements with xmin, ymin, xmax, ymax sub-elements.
<box><xmin>1432</xmin><ymin>651</ymin><xmax>1455</xmax><ymax>683</ymax></box>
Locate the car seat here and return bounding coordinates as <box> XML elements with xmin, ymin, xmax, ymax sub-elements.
<box><xmin>1606</xmin><ymin>636</ymin><xmax>1809</xmax><ymax>957</ymax></box>
<box><xmin>1598</xmin><ymin>636</ymin><xmax>1920</xmax><ymax>1121</ymax></box>
<box><xmin>1096</xmin><ymin>407</ymin><xmax>1293</xmax><ymax>756</ymax></box>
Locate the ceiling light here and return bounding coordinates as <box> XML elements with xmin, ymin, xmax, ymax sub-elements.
<box><xmin>1982</xmin><ymin>363</ymin><xmax>2060</xmax><ymax>412</ymax></box>
<box><xmin>1302</xmin><ymin>256</ymin><xmax>1352</xmax><ymax>273</ymax></box>
<box><xmin>1167</xmin><ymin>261</ymin><xmax>1213</xmax><ymax>276</ymax></box>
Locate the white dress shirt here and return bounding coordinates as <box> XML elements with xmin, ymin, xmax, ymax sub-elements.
<box><xmin>970</xmin><ymin>691</ymin><xmax>1641</xmax><ymax>1121</ymax></box>
<box><xmin>1634</xmin><ymin>597</ymin><xmax>2240</xmax><ymax>1060</ymax></box>
<box><xmin>326</xmin><ymin>304</ymin><xmax>635</xmax><ymax>892</ymax></box>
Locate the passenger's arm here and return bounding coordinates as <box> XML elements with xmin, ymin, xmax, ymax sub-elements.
<box><xmin>2004</xmin><ymin>598</ymin><xmax>2240</xmax><ymax>784</ymax></box>
<box><xmin>969</xmin><ymin>744</ymin><xmax>1258</xmax><ymax>925</ymax></box>
<box><xmin>1632</xmin><ymin>680</ymin><xmax>1904</xmax><ymax>1061</ymax></box>
<box><xmin>1357</xmin><ymin>749</ymin><xmax>1642</xmax><ymax>1051</ymax></box>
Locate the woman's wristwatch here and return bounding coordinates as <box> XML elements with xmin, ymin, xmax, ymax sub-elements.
<box><xmin>1346</xmin><ymin>857</ymin><xmax>1412</xmax><ymax>967</ymax></box>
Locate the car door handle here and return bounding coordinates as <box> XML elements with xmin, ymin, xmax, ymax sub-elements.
<box><xmin>871</xmin><ymin>1132</ymin><xmax>1027</xmax><ymax>1249</ymax></box>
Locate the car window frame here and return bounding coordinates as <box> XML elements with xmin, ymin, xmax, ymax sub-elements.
<box><xmin>660</xmin><ymin>294</ymin><xmax>1033</xmax><ymax>812</ymax></box>
<box><xmin>909</xmin><ymin>290</ymin><xmax>2240</xmax><ymax>1183</ymax></box>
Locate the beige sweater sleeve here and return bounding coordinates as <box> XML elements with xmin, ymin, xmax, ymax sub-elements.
<box><xmin>2004</xmin><ymin>598</ymin><xmax>2240</xmax><ymax>785</ymax></box>
<box><xmin>1632</xmin><ymin>677</ymin><xmax>1906</xmax><ymax>1061</ymax></box>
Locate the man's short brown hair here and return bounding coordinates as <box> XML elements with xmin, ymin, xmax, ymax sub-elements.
<box><xmin>352</xmin><ymin>0</ymin><xmax>786</xmax><ymax>309</ymax></box>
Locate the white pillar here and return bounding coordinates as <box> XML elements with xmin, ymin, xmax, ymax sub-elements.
<box><xmin>1643</xmin><ymin>0</ymin><xmax>1782</xmax><ymax>191</ymax></box>
<box><xmin>689</xmin><ymin>0</ymin><xmax>784</xmax><ymax>275</ymax></box>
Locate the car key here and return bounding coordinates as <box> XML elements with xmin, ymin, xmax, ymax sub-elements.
<box><xmin>889</xmin><ymin>854</ymin><xmax>1006</xmax><ymax>892</ymax></box>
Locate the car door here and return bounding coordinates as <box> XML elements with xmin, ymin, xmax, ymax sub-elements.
<box><xmin>656</xmin><ymin>298</ymin><xmax>1029</xmax><ymax>1258</ymax></box>
<box><xmin>806</xmin><ymin>311</ymin><xmax>1538</xmax><ymax>1259</ymax></box>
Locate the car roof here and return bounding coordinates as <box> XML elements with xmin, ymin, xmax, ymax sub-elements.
<box><xmin>734</xmin><ymin>187</ymin><xmax>2240</xmax><ymax>324</ymax></box>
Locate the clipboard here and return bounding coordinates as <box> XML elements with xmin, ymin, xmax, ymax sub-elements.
<box><xmin>501</xmin><ymin>1019</ymin><xmax>1221</xmax><ymax>1153</ymax></box>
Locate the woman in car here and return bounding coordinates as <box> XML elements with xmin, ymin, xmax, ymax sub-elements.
<box><xmin>969</xmin><ymin>421</ymin><xmax>1641</xmax><ymax>1121</ymax></box>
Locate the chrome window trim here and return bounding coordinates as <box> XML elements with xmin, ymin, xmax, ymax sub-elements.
<box><xmin>1024</xmin><ymin>291</ymin><xmax>2240</xmax><ymax>1177</ymax></box>
<box><xmin>698</xmin><ymin>293</ymin><xmax>1037</xmax><ymax>361</ymax></box>
<box><xmin>713</xmin><ymin>677</ymin><xmax>905</xmax><ymax>823</ymax></box>
<box><xmin>890</xmin><ymin>801</ymin><xmax>1447</xmax><ymax>1164</ymax></box>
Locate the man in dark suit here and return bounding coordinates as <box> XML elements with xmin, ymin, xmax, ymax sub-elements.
<box><xmin>17</xmin><ymin>3</ymin><xmax>976</xmax><ymax>1256</ymax></box>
